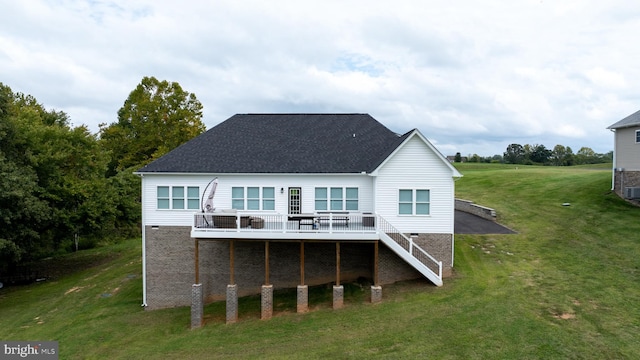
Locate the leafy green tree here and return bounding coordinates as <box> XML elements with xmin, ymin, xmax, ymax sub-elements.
<box><xmin>100</xmin><ymin>76</ymin><xmax>205</xmax><ymax>174</ymax></box>
<box><xmin>454</xmin><ymin>152</ymin><xmax>462</xmax><ymax>163</ymax></box>
<box><xmin>551</xmin><ymin>144</ymin><xmax>574</xmax><ymax>166</ymax></box>
<box><xmin>504</xmin><ymin>143</ymin><xmax>524</xmax><ymax>164</ymax></box>
<box><xmin>575</xmin><ymin>147</ymin><xmax>596</xmax><ymax>165</ymax></box>
<box><xmin>0</xmin><ymin>82</ymin><xmax>119</xmax><ymax>269</ymax></box>
<box><xmin>529</xmin><ymin>144</ymin><xmax>551</xmax><ymax>164</ymax></box>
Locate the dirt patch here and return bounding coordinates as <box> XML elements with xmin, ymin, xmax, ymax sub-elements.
<box><xmin>554</xmin><ymin>313</ymin><xmax>576</xmax><ymax>320</ymax></box>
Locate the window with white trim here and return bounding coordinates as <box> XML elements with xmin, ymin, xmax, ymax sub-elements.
<box><xmin>398</xmin><ymin>189</ymin><xmax>430</xmax><ymax>215</ymax></box>
<box><xmin>636</xmin><ymin>130</ymin><xmax>640</xmax><ymax>143</ymax></box>
<box><xmin>157</xmin><ymin>186</ymin><xmax>200</xmax><ymax>210</ymax></box>
<box><xmin>314</xmin><ymin>187</ymin><xmax>358</xmax><ymax>211</ymax></box>
<box><xmin>232</xmin><ymin>187</ymin><xmax>275</xmax><ymax>210</ymax></box>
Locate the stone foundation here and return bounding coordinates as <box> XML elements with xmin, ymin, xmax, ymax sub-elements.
<box><xmin>190</xmin><ymin>283</ymin><xmax>203</xmax><ymax>329</ymax></box>
<box><xmin>297</xmin><ymin>285</ymin><xmax>308</xmax><ymax>313</ymax></box>
<box><xmin>333</xmin><ymin>285</ymin><xmax>344</xmax><ymax>309</ymax></box>
<box><xmin>613</xmin><ymin>170</ymin><xmax>640</xmax><ymax>199</ymax></box>
<box><xmin>261</xmin><ymin>285</ymin><xmax>273</xmax><ymax>320</ymax></box>
<box><xmin>226</xmin><ymin>284</ymin><xmax>238</xmax><ymax>324</ymax></box>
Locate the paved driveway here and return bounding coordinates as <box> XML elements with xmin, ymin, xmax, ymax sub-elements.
<box><xmin>454</xmin><ymin>210</ymin><xmax>516</xmax><ymax>234</ymax></box>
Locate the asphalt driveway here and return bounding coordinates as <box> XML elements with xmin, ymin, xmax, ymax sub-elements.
<box><xmin>454</xmin><ymin>210</ymin><xmax>516</xmax><ymax>234</ymax></box>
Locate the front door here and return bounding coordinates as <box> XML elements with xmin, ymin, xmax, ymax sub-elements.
<box><xmin>289</xmin><ymin>187</ymin><xmax>301</xmax><ymax>214</ymax></box>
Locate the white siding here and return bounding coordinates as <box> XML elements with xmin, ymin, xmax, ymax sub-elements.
<box><xmin>374</xmin><ymin>136</ymin><xmax>456</xmax><ymax>234</ymax></box>
<box><xmin>142</xmin><ymin>173</ymin><xmax>375</xmax><ymax>226</ymax></box>
<box><xmin>615</xmin><ymin>127</ymin><xmax>640</xmax><ymax>171</ymax></box>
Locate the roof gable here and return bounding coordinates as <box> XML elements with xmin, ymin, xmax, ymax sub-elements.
<box><xmin>137</xmin><ymin>114</ymin><xmax>406</xmax><ymax>174</ymax></box>
<box><xmin>371</xmin><ymin>129</ymin><xmax>462</xmax><ymax>177</ymax></box>
<box><xmin>608</xmin><ymin>109</ymin><xmax>640</xmax><ymax>129</ymax></box>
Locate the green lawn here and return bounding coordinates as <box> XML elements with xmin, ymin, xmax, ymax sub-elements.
<box><xmin>1</xmin><ymin>164</ymin><xmax>639</xmax><ymax>359</ymax></box>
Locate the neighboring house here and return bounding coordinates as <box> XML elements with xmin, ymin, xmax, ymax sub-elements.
<box><xmin>608</xmin><ymin>110</ymin><xmax>640</xmax><ymax>200</ymax></box>
<box><xmin>136</xmin><ymin>114</ymin><xmax>462</xmax><ymax>311</ymax></box>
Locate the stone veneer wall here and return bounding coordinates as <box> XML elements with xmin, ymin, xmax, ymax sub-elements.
<box><xmin>613</xmin><ymin>170</ymin><xmax>640</xmax><ymax>199</ymax></box>
<box><xmin>145</xmin><ymin>226</ymin><xmax>453</xmax><ymax>310</ymax></box>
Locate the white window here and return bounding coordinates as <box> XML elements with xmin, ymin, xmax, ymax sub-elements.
<box><xmin>315</xmin><ymin>187</ymin><xmax>358</xmax><ymax>211</ymax></box>
<box><xmin>399</xmin><ymin>189</ymin><xmax>430</xmax><ymax>215</ymax></box>
<box><xmin>232</xmin><ymin>187</ymin><xmax>275</xmax><ymax>210</ymax></box>
<box><xmin>157</xmin><ymin>186</ymin><xmax>199</xmax><ymax>210</ymax></box>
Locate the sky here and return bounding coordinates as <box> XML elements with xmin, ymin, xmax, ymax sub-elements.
<box><xmin>1</xmin><ymin>1</ymin><xmax>639</xmax><ymax>157</ymax></box>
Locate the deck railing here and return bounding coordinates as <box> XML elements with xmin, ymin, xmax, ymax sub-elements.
<box><xmin>376</xmin><ymin>216</ymin><xmax>443</xmax><ymax>279</ymax></box>
<box><xmin>193</xmin><ymin>212</ymin><xmax>377</xmax><ymax>234</ymax></box>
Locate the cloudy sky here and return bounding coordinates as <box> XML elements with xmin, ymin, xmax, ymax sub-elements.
<box><xmin>2</xmin><ymin>1</ymin><xmax>639</xmax><ymax>156</ymax></box>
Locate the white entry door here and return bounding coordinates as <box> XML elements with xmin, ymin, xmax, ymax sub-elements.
<box><xmin>288</xmin><ymin>187</ymin><xmax>301</xmax><ymax>214</ymax></box>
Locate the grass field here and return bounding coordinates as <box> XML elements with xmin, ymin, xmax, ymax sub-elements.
<box><xmin>1</xmin><ymin>163</ymin><xmax>639</xmax><ymax>359</ymax></box>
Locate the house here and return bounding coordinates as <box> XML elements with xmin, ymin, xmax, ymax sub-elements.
<box><xmin>136</xmin><ymin>113</ymin><xmax>462</xmax><ymax>324</ymax></box>
<box><xmin>607</xmin><ymin>110</ymin><xmax>640</xmax><ymax>200</ymax></box>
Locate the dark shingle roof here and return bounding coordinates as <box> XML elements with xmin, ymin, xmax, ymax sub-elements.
<box><xmin>137</xmin><ymin>114</ymin><xmax>407</xmax><ymax>174</ymax></box>
<box><xmin>608</xmin><ymin>109</ymin><xmax>640</xmax><ymax>129</ymax></box>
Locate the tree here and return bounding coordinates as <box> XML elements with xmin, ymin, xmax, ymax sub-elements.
<box><xmin>550</xmin><ymin>144</ymin><xmax>574</xmax><ymax>166</ymax></box>
<box><xmin>504</xmin><ymin>143</ymin><xmax>524</xmax><ymax>164</ymax></box>
<box><xmin>575</xmin><ymin>147</ymin><xmax>596</xmax><ymax>165</ymax></box>
<box><xmin>454</xmin><ymin>152</ymin><xmax>462</xmax><ymax>163</ymax></box>
<box><xmin>100</xmin><ymin>76</ymin><xmax>206</xmax><ymax>174</ymax></box>
<box><xmin>0</xmin><ymin>82</ymin><xmax>120</xmax><ymax>269</ymax></box>
<box><xmin>529</xmin><ymin>144</ymin><xmax>551</xmax><ymax>164</ymax></box>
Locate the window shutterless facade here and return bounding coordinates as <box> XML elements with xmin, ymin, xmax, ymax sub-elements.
<box><xmin>157</xmin><ymin>186</ymin><xmax>199</xmax><ymax>210</ymax></box>
<box><xmin>636</xmin><ymin>130</ymin><xmax>640</xmax><ymax>143</ymax></box>
<box><xmin>398</xmin><ymin>189</ymin><xmax>430</xmax><ymax>215</ymax></box>
<box><xmin>315</xmin><ymin>187</ymin><xmax>358</xmax><ymax>211</ymax></box>
<box><xmin>232</xmin><ymin>187</ymin><xmax>275</xmax><ymax>210</ymax></box>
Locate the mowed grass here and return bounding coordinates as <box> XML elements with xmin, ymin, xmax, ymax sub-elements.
<box><xmin>2</xmin><ymin>163</ymin><xmax>640</xmax><ymax>359</ymax></box>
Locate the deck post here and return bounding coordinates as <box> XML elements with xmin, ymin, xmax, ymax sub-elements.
<box><xmin>265</xmin><ymin>241</ymin><xmax>270</xmax><ymax>285</ymax></box>
<box><xmin>230</xmin><ymin>240</ymin><xmax>235</xmax><ymax>285</ymax></box>
<box><xmin>333</xmin><ymin>242</ymin><xmax>343</xmax><ymax>309</ymax></box>
<box><xmin>371</xmin><ymin>241</ymin><xmax>382</xmax><ymax>303</ymax></box>
<box><xmin>336</xmin><ymin>242</ymin><xmax>340</xmax><ymax>286</ymax></box>
<box><xmin>194</xmin><ymin>239</ymin><xmax>199</xmax><ymax>284</ymax></box>
<box><xmin>373</xmin><ymin>241</ymin><xmax>379</xmax><ymax>286</ymax></box>
<box><xmin>191</xmin><ymin>283</ymin><xmax>203</xmax><ymax>329</ymax></box>
<box><xmin>297</xmin><ymin>241</ymin><xmax>308</xmax><ymax>313</ymax></box>
<box><xmin>300</xmin><ymin>241</ymin><xmax>305</xmax><ymax>285</ymax></box>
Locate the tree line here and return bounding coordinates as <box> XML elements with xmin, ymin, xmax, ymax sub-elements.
<box><xmin>454</xmin><ymin>144</ymin><xmax>612</xmax><ymax>166</ymax></box>
<box><xmin>0</xmin><ymin>77</ymin><xmax>205</xmax><ymax>277</ymax></box>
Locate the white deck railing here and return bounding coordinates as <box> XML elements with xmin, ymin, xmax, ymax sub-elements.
<box><xmin>192</xmin><ymin>212</ymin><xmax>377</xmax><ymax>234</ymax></box>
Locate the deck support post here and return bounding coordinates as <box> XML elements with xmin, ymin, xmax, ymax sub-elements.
<box><xmin>371</xmin><ymin>241</ymin><xmax>382</xmax><ymax>303</ymax></box>
<box><xmin>226</xmin><ymin>284</ymin><xmax>238</xmax><ymax>324</ymax></box>
<box><xmin>191</xmin><ymin>283</ymin><xmax>203</xmax><ymax>329</ymax></box>
<box><xmin>261</xmin><ymin>285</ymin><xmax>273</xmax><ymax>320</ymax></box>
<box><xmin>194</xmin><ymin>239</ymin><xmax>200</xmax><ymax>284</ymax></box>
<box><xmin>229</xmin><ymin>240</ymin><xmax>235</xmax><ymax>285</ymax></box>
<box><xmin>297</xmin><ymin>241</ymin><xmax>308</xmax><ymax>313</ymax></box>
<box><xmin>265</xmin><ymin>241</ymin><xmax>270</xmax><ymax>285</ymax></box>
<box><xmin>335</xmin><ymin>242</ymin><xmax>340</xmax><ymax>286</ymax></box>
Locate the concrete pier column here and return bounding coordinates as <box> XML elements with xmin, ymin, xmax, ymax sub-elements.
<box><xmin>191</xmin><ymin>283</ymin><xmax>203</xmax><ymax>329</ymax></box>
<box><xmin>261</xmin><ymin>285</ymin><xmax>273</xmax><ymax>320</ymax></box>
<box><xmin>333</xmin><ymin>285</ymin><xmax>344</xmax><ymax>309</ymax></box>
<box><xmin>371</xmin><ymin>285</ymin><xmax>382</xmax><ymax>304</ymax></box>
<box><xmin>226</xmin><ymin>284</ymin><xmax>238</xmax><ymax>324</ymax></box>
<box><xmin>297</xmin><ymin>285</ymin><xmax>309</xmax><ymax>313</ymax></box>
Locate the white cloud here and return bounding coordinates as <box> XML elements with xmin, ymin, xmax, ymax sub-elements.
<box><xmin>1</xmin><ymin>0</ymin><xmax>639</xmax><ymax>156</ymax></box>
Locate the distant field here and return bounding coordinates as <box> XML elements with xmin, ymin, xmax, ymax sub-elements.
<box><xmin>1</xmin><ymin>163</ymin><xmax>639</xmax><ymax>359</ymax></box>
